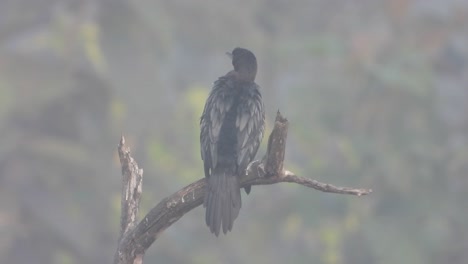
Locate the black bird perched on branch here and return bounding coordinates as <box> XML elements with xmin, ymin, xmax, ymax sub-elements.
<box><xmin>200</xmin><ymin>47</ymin><xmax>265</xmax><ymax>236</ymax></box>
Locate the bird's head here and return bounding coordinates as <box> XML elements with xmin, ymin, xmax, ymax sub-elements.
<box><xmin>226</xmin><ymin>47</ymin><xmax>257</xmax><ymax>82</ymax></box>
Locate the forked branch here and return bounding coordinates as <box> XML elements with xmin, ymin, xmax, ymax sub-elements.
<box><xmin>114</xmin><ymin>111</ymin><xmax>372</xmax><ymax>264</ymax></box>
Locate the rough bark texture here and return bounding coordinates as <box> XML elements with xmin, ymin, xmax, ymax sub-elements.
<box><xmin>263</xmin><ymin>111</ymin><xmax>288</xmax><ymax>176</ymax></box>
<box><xmin>114</xmin><ymin>136</ymin><xmax>144</xmax><ymax>264</ymax></box>
<box><xmin>113</xmin><ymin>111</ymin><xmax>372</xmax><ymax>264</ymax></box>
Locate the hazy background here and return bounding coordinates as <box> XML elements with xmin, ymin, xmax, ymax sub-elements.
<box><xmin>1</xmin><ymin>0</ymin><xmax>467</xmax><ymax>263</ymax></box>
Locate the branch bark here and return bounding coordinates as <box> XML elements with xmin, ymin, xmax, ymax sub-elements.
<box><xmin>113</xmin><ymin>111</ymin><xmax>372</xmax><ymax>264</ymax></box>
<box><xmin>114</xmin><ymin>136</ymin><xmax>144</xmax><ymax>264</ymax></box>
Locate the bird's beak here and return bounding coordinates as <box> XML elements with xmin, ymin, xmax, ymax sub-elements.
<box><xmin>225</xmin><ymin>51</ymin><xmax>233</xmax><ymax>59</ymax></box>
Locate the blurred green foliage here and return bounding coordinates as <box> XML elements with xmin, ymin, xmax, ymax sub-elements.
<box><xmin>0</xmin><ymin>0</ymin><xmax>467</xmax><ymax>263</ymax></box>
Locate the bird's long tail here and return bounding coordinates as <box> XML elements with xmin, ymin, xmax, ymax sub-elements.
<box><xmin>204</xmin><ymin>166</ymin><xmax>241</xmax><ymax>236</ymax></box>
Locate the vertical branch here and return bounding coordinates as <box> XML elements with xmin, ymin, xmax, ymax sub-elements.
<box><xmin>117</xmin><ymin>136</ymin><xmax>144</xmax><ymax>239</ymax></box>
<box><xmin>263</xmin><ymin>111</ymin><xmax>289</xmax><ymax>176</ymax></box>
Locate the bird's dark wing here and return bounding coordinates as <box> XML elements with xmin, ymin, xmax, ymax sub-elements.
<box><xmin>200</xmin><ymin>78</ymin><xmax>235</xmax><ymax>177</ymax></box>
<box><xmin>236</xmin><ymin>84</ymin><xmax>265</xmax><ymax>172</ymax></box>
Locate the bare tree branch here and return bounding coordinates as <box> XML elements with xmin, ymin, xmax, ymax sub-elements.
<box><xmin>114</xmin><ymin>136</ymin><xmax>144</xmax><ymax>264</ymax></box>
<box><xmin>114</xmin><ymin>111</ymin><xmax>372</xmax><ymax>264</ymax></box>
<box><xmin>263</xmin><ymin>111</ymin><xmax>288</xmax><ymax>176</ymax></box>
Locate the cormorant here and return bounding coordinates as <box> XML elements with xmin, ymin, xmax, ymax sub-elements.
<box><xmin>200</xmin><ymin>47</ymin><xmax>265</xmax><ymax>236</ymax></box>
